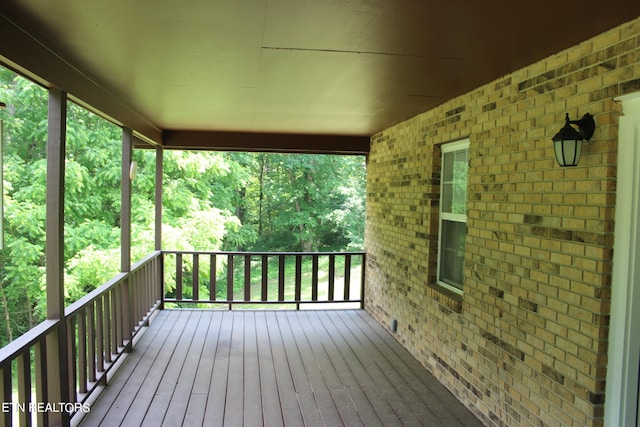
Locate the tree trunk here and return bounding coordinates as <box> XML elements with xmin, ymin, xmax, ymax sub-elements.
<box><xmin>0</xmin><ymin>279</ymin><xmax>12</xmax><ymax>343</ymax></box>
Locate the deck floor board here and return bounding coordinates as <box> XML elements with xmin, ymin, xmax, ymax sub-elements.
<box><xmin>79</xmin><ymin>309</ymin><xmax>482</xmax><ymax>427</ymax></box>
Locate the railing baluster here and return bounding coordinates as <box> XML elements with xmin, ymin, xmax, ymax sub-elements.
<box><xmin>134</xmin><ymin>270</ymin><xmax>141</xmax><ymax>327</ymax></box>
<box><xmin>35</xmin><ymin>339</ymin><xmax>48</xmax><ymax>427</ymax></box>
<box><xmin>192</xmin><ymin>253</ymin><xmax>199</xmax><ymax>301</ymax></box>
<box><xmin>110</xmin><ymin>289</ymin><xmax>118</xmax><ymax>356</ymax></box>
<box><xmin>312</xmin><ymin>255</ymin><xmax>319</xmax><ymax>301</ymax></box>
<box><xmin>1</xmin><ymin>363</ymin><xmax>12</xmax><ymax>427</ymax></box>
<box><xmin>161</xmin><ymin>250</ymin><xmax>364</xmax><ymax>308</ymax></box>
<box><xmin>140</xmin><ymin>268</ymin><xmax>146</xmax><ymax>322</ymax></box>
<box><xmin>17</xmin><ymin>350</ymin><xmax>31</xmax><ymax>427</ymax></box>
<box><xmin>136</xmin><ymin>268</ymin><xmax>142</xmax><ymax>322</ymax></box>
<box><xmin>176</xmin><ymin>253</ymin><xmax>183</xmax><ymax>301</ymax></box>
<box><xmin>104</xmin><ymin>292</ymin><xmax>112</xmax><ymax>364</ymax></box>
<box><xmin>328</xmin><ymin>254</ymin><xmax>335</xmax><ymax>301</ymax></box>
<box><xmin>78</xmin><ymin>310</ymin><xmax>88</xmax><ymax>394</ymax></box>
<box><xmin>227</xmin><ymin>255</ymin><xmax>234</xmax><ymax>304</ymax></box>
<box><xmin>96</xmin><ymin>297</ymin><xmax>105</xmax><ymax>372</ymax></box>
<box><xmin>261</xmin><ymin>255</ymin><xmax>268</xmax><ymax>301</ymax></box>
<box><xmin>111</xmin><ymin>283</ymin><xmax>124</xmax><ymax>354</ymax></box>
<box><xmin>244</xmin><ymin>255</ymin><xmax>251</xmax><ymax>301</ymax></box>
<box><xmin>144</xmin><ymin>265</ymin><xmax>150</xmax><ymax>315</ymax></box>
<box><xmin>344</xmin><ymin>254</ymin><xmax>351</xmax><ymax>300</ymax></box>
<box><xmin>0</xmin><ymin>250</ymin><xmax>366</xmax><ymax>426</ymax></box>
<box><xmin>67</xmin><ymin>317</ymin><xmax>77</xmax><ymax>404</ymax></box>
<box><xmin>360</xmin><ymin>253</ymin><xmax>366</xmax><ymax>309</ymax></box>
<box><xmin>210</xmin><ymin>254</ymin><xmax>217</xmax><ymax>301</ymax></box>
<box><xmin>121</xmin><ymin>277</ymin><xmax>131</xmax><ymax>346</ymax></box>
<box><xmin>278</xmin><ymin>255</ymin><xmax>285</xmax><ymax>301</ymax></box>
<box><xmin>295</xmin><ymin>255</ymin><xmax>302</xmax><ymax>309</ymax></box>
<box><xmin>0</xmin><ymin>252</ymin><xmax>162</xmax><ymax>427</ymax></box>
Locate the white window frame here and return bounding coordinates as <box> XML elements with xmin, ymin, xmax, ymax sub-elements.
<box><xmin>437</xmin><ymin>139</ymin><xmax>469</xmax><ymax>294</ymax></box>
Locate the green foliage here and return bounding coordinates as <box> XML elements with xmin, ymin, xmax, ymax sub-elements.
<box><xmin>241</xmin><ymin>153</ymin><xmax>366</xmax><ymax>251</ymax></box>
<box><xmin>0</xmin><ymin>65</ymin><xmax>365</xmax><ymax>347</ymax></box>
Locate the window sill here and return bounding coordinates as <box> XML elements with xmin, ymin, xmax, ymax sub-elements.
<box><xmin>427</xmin><ymin>283</ymin><xmax>463</xmax><ymax>313</ymax></box>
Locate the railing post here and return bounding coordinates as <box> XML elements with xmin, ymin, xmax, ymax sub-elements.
<box><xmin>193</xmin><ymin>253</ymin><xmax>200</xmax><ymax>301</ymax></box>
<box><xmin>155</xmin><ymin>147</ymin><xmax>163</xmax><ymax>252</ymax></box>
<box><xmin>360</xmin><ymin>253</ymin><xmax>366</xmax><ymax>309</ymax></box>
<box><xmin>159</xmin><ymin>251</ymin><xmax>165</xmax><ymax>309</ymax></box>
<box><xmin>156</xmin><ymin>148</ymin><xmax>165</xmax><ymax>309</ymax></box>
<box><xmin>121</xmin><ymin>127</ymin><xmax>133</xmax><ymax>349</ymax></box>
<box><xmin>45</xmin><ymin>87</ymin><xmax>70</xmax><ymax>426</ymax></box>
<box><xmin>343</xmin><ymin>254</ymin><xmax>351</xmax><ymax>301</ymax></box>
<box><xmin>227</xmin><ymin>255</ymin><xmax>234</xmax><ymax>309</ymax></box>
<box><xmin>295</xmin><ymin>254</ymin><xmax>302</xmax><ymax>310</ymax></box>
<box><xmin>210</xmin><ymin>254</ymin><xmax>217</xmax><ymax>302</ymax></box>
<box><xmin>1</xmin><ymin>365</ymin><xmax>11</xmax><ymax>426</ymax></box>
<box><xmin>244</xmin><ymin>255</ymin><xmax>251</xmax><ymax>301</ymax></box>
<box><xmin>328</xmin><ymin>254</ymin><xmax>335</xmax><ymax>301</ymax></box>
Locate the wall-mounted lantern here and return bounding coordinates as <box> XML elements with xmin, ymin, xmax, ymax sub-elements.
<box><xmin>551</xmin><ymin>113</ymin><xmax>595</xmax><ymax>167</ymax></box>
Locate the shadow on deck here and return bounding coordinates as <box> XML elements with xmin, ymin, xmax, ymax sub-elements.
<box><xmin>78</xmin><ymin>309</ymin><xmax>482</xmax><ymax>427</ymax></box>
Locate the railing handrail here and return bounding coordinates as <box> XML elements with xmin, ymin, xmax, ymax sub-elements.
<box><xmin>0</xmin><ymin>250</ymin><xmax>164</xmax><ymax>426</ymax></box>
<box><xmin>131</xmin><ymin>250</ymin><xmax>163</xmax><ymax>272</ymax></box>
<box><xmin>163</xmin><ymin>250</ymin><xmax>365</xmax><ymax>309</ymax></box>
<box><xmin>0</xmin><ymin>319</ymin><xmax>59</xmax><ymax>365</ymax></box>
<box><xmin>64</xmin><ymin>272</ymin><xmax>127</xmax><ymax>317</ymax></box>
<box><xmin>0</xmin><ymin>249</ymin><xmax>362</xmax><ymax>358</ymax></box>
<box><xmin>0</xmin><ymin>248</ymin><xmax>363</xmax><ymax>426</ymax></box>
<box><xmin>65</xmin><ymin>251</ymin><xmax>161</xmax><ymax>317</ymax></box>
<box><xmin>164</xmin><ymin>250</ymin><xmax>365</xmax><ymax>256</ymax></box>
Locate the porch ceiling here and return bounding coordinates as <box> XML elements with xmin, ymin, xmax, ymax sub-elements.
<box><xmin>1</xmin><ymin>1</ymin><xmax>639</xmax><ymax>152</ymax></box>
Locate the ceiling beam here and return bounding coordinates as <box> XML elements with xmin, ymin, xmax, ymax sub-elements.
<box><xmin>0</xmin><ymin>10</ymin><xmax>162</xmax><ymax>145</ymax></box>
<box><xmin>162</xmin><ymin>130</ymin><xmax>370</xmax><ymax>155</ymax></box>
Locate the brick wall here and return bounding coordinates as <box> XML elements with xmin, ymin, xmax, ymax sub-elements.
<box><xmin>364</xmin><ymin>17</ymin><xmax>640</xmax><ymax>427</ymax></box>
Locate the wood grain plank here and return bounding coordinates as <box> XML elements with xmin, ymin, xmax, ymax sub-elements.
<box><xmin>351</xmin><ymin>311</ymin><xmax>480</xmax><ymax>426</ymax></box>
<box><xmin>264</xmin><ymin>311</ymin><xmax>304</xmax><ymax>427</ymax></box>
<box><xmin>243</xmin><ymin>312</ymin><xmax>263</xmax><ymax>426</ymax></box>
<box><xmin>182</xmin><ymin>312</ymin><xmax>223</xmax><ymax>426</ymax></box>
<box><xmin>80</xmin><ymin>309</ymin><xmax>177</xmax><ymax>425</ymax></box>
<box><xmin>223</xmin><ymin>312</ymin><xmax>245</xmax><ymax>426</ymax></box>
<box><xmin>161</xmin><ymin>310</ymin><xmax>211</xmax><ymax>426</ymax></box>
<box><xmin>297</xmin><ymin>310</ymin><xmax>368</xmax><ymax>427</ymax></box>
<box><xmin>275</xmin><ymin>311</ymin><xmax>324</xmax><ymax>426</ymax></box>
<box><xmin>140</xmin><ymin>311</ymin><xmax>203</xmax><ymax>427</ymax></box>
<box><xmin>131</xmin><ymin>311</ymin><xmax>199</xmax><ymax>426</ymax></box>
<box><xmin>202</xmin><ymin>311</ymin><xmax>234</xmax><ymax>426</ymax></box>
<box><xmin>303</xmin><ymin>310</ymin><xmax>387</xmax><ymax>427</ymax></box>
<box><xmin>321</xmin><ymin>310</ymin><xmax>428</xmax><ymax>426</ymax></box>
<box><xmin>79</xmin><ymin>309</ymin><xmax>483</xmax><ymax>427</ymax></box>
<box><xmin>284</xmin><ymin>310</ymin><xmax>345</xmax><ymax>427</ymax></box>
<box><xmin>254</xmin><ymin>311</ymin><xmax>285</xmax><ymax>427</ymax></box>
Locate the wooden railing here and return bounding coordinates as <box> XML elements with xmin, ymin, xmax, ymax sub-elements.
<box><xmin>0</xmin><ymin>251</ymin><xmax>162</xmax><ymax>426</ymax></box>
<box><xmin>0</xmin><ymin>320</ymin><xmax>59</xmax><ymax>427</ymax></box>
<box><xmin>163</xmin><ymin>251</ymin><xmax>365</xmax><ymax>309</ymax></box>
<box><xmin>65</xmin><ymin>251</ymin><xmax>162</xmax><ymax>404</ymax></box>
<box><xmin>0</xmin><ymin>250</ymin><xmax>364</xmax><ymax>426</ymax></box>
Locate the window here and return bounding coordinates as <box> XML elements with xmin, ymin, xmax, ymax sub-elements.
<box><xmin>437</xmin><ymin>140</ymin><xmax>469</xmax><ymax>292</ymax></box>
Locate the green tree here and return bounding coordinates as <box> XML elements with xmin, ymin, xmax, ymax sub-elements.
<box><xmin>0</xmin><ymin>67</ymin><xmax>48</xmax><ymax>343</ymax></box>
<box><xmin>242</xmin><ymin>153</ymin><xmax>366</xmax><ymax>251</ymax></box>
<box><xmin>0</xmin><ymin>65</ymin><xmax>366</xmax><ymax>347</ymax></box>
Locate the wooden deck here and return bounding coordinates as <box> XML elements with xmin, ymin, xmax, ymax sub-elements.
<box><xmin>79</xmin><ymin>309</ymin><xmax>482</xmax><ymax>427</ymax></box>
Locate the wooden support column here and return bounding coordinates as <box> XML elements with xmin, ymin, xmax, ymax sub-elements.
<box><xmin>45</xmin><ymin>88</ymin><xmax>70</xmax><ymax>426</ymax></box>
<box><xmin>121</xmin><ymin>128</ymin><xmax>133</xmax><ymax>273</ymax></box>
<box><xmin>121</xmin><ymin>128</ymin><xmax>133</xmax><ymax>346</ymax></box>
<box><xmin>155</xmin><ymin>147</ymin><xmax>164</xmax><ymax>308</ymax></box>
<box><xmin>155</xmin><ymin>146</ymin><xmax>163</xmax><ymax>251</ymax></box>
